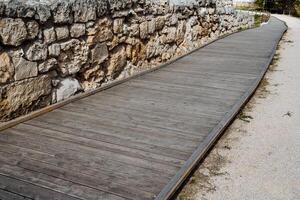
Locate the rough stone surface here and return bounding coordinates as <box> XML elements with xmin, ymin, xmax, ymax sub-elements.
<box><xmin>58</xmin><ymin>39</ymin><xmax>89</xmax><ymax>76</ymax></box>
<box><xmin>107</xmin><ymin>45</ymin><xmax>127</xmax><ymax>78</ymax></box>
<box><xmin>113</xmin><ymin>18</ymin><xmax>124</xmax><ymax>34</ymax></box>
<box><xmin>90</xmin><ymin>43</ymin><xmax>109</xmax><ymax>65</ymax></box>
<box><xmin>14</xmin><ymin>57</ymin><xmax>38</xmax><ymax>81</ymax></box>
<box><xmin>0</xmin><ymin>0</ymin><xmax>257</xmax><ymax>121</ymax></box>
<box><xmin>73</xmin><ymin>0</ymin><xmax>97</xmax><ymax>22</ymax></box>
<box><xmin>55</xmin><ymin>77</ymin><xmax>82</xmax><ymax>102</ymax></box>
<box><xmin>80</xmin><ymin>65</ymin><xmax>105</xmax><ymax>91</ymax></box>
<box><xmin>87</xmin><ymin>18</ymin><xmax>113</xmax><ymax>44</ymax></box>
<box><xmin>38</xmin><ymin>58</ymin><xmax>58</xmax><ymax>73</ymax></box>
<box><xmin>48</xmin><ymin>43</ymin><xmax>61</xmax><ymax>57</ymax></box>
<box><xmin>0</xmin><ymin>75</ymin><xmax>52</xmax><ymax>121</ymax></box>
<box><xmin>139</xmin><ymin>21</ymin><xmax>148</xmax><ymax>39</ymax></box>
<box><xmin>26</xmin><ymin>21</ymin><xmax>39</xmax><ymax>40</ymax></box>
<box><xmin>0</xmin><ymin>18</ymin><xmax>27</xmax><ymax>46</ymax></box>
<box><xmin>55</xmin><ymin>26</ymin><xmax>69</xmax><ymax>41</ymax></box>
<box><xmin>52</xmin><ymin>1</ymin><xmax>73</xmax><ymax>24</ymax></box>
<box><xmin>70</xmin><ymin>23</ymin><xmax>86</xmax><ymax>38</ymax></box>
<box><xmin>44</xmin><ymin>27</ymin><xmax>56</xmax><ymax>44</ymax></box>
<box><xmin>25</xmin><ymin>42</ymin><xmax>48</xmax><ymax>61</ymax></box>
<box><xmin>0</xmin><ymin>52</ymin><xmax>14</xmax><ymax>84</ymax></box>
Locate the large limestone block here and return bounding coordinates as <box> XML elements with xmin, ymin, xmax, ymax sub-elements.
<box><xmin>113</xmin><ymin>18</ymin><xmax>124</xmax><ymax>34</ymax></box>
<box><xmin>44</xmin><ymin>27</ymin><xmax>56</xmax><ymax>44</ymax></box>
<box><xmin>139</xmin><ymin>21</ymin><xmax>149</xmax><ymax>39</ymax></box>
<box><xmin>70</xmin><ymin>23</ymin><xmax>86</xmax><ymax>38</ymax></box>
<box><xmin>0</xmin><ymin>18</ymin><xmax>28</xmax><ymax>46</ymax></box>
<box><xmin>52</xmin><ymin>1</ymin><xmax>73</xmax><ymax>24</ymax></box>
<box><xmin>73</xmin><ymin>0</ymin><xmax>97</xmax><ymax>22</ymax></box>
<box><xmin>26</xmin><ymin>21</ymin><xmax>39</xmax><ymax>40</ymax></box>
<box><xmin>0</xmin><ymin>75</ymin><xmax>52</xmax><ymax>121</ymax></box>
<box><xmin>161</xmin><ymin>27</ymin><xmax>177</xmax><ymax>44</ymax></box>
<box><xmin>90</xmin><ymin>43</ymin><xmax>109</xmax><ymax>65</ymax></box>
<box><xmin>87</xmin><ymin>18</ymin><xmax>113</xmax><ymax>44</ymax></box>
<box><xmin>107</xmin><ymin>45</ymin><xmax>127</xmax><ymax>78</ymax></box>
<box><xmin>80</xmin><ymin>65</ymin><xmax>105</xmax><ymax>91</ymax></box>
<box><xmin>55</xmin><ymin>26</ymin><xmax>69</xmax><ymax>41</ymax></box>
<box><xmin>55</xmin><ymin>77</ymin><xmax>82</xmax><ymax>102</ymax></box>
<box><xmin>13</xmin><ymin>57</ymin><xmax>38</xmax><ymax>81</ymax></box>
<box><xmin>38</xmin><ymin>58</ymin><xmax>58</xmax><ymax>73</ymax></box>
<box><xmin>58</xmin><ymin>39</ymin><xmax>89</xmax><ymax>76</ymax></box>
<box><xmin>25</xmin><ymin>42</ymin><xmax>48</xmax><ymax>61</ymax></box>
<box><xmin>0</xmin><ymin>52</ymin><xmax>14</xmax><ymax>84</ymax></box>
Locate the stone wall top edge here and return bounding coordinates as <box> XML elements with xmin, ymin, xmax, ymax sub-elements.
<box><xmin>0</xmin><ymin>0</ymin><xmax>218</xmax><ymax>22</ymax></box>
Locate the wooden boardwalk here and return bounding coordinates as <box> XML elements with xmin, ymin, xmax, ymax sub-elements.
<box><xmin>0</xmin><ymin>17</ymin><xmax>287</xmax><ymax>200</ymax></box>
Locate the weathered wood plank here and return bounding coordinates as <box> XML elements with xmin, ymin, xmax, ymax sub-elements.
<box><xmin>139</xmin><ymin>72</ymin><xmax>251</xmax><ymax>92</ymax></box>
<box><xmin>0</xmin><ymin>143</ymin><xmax>169</xmax><ymax>194</ymax></box>
<box><xmin>30</xmin><ymin>113</ymin><xmax>203</xmax><ymax>151</ymax></box>
<box><xmin>0</xmin><ymin>189</ymin><xmax>32</xmax><ymax>200</ymax></box>
<box><xmin>61</xmin><ymin>102</ymin><xmax>219</xmax><ymax>137</ymax></box>
<box><xmin>86</xmin><ymin>92</ymin><xmax>226</xmax><ymax>118</ymax></box>
<box><xmin>81</xmin><ymin>96</ymin><xmax>223</xmax><ymax>125</ymax></box>
<box><xmin>0</xmin><ymin>174</ymin><xmax>83</xmax><ymax>200</ymax></box>
<box><xmin>0</xmin><ymin>162</ymin><xmax>128</xmax><ymax>200</ymax></box>
<box><xmin>160</xmin><ymin>68</ymin><xmax>258</xmax><ymax>81</ymax></box>
<box><xmin>124</xmin><ymin>79</ymin><xmax>243</xmax><ymax>101</ymax></box>
<box><xmin>85</xmin><ymin>92</ymin><xmax>225</xmax><ymax>121</ymax></box>
<box><xmin>102</xmin><ymin>85</ymin><xmax>236</xmax><ymax>108</ymax></box>
<box><xmin>0</xmin><ymin>130</ymin><xmax>179</xmax><ymax>177</ymax></box>
<box><xmin>23</xmin><ymin>120</ymin><xmax>191</xmax><ymax>160</ymax></box>
<box><xmin>16</xmin><ymin>123</ymin><xmax>186</xmax><ymax>167</ymax></box>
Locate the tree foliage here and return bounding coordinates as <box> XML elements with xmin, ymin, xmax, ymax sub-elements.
<box><xmin>255</xmin><ymin>0</ymin><xmax>300</xmax><ymax>16</ymax></box>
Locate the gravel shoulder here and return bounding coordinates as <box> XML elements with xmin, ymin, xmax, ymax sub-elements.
<box><xmin>177</xmin><ymin>15</ymin><xmax>300</xmax><ymax>200</ymax></box>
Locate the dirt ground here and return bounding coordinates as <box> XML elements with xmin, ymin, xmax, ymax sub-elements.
<box><xmin>176</xmin><ymin>15</ymin><xmax>300</xmax><ymax>200</ymax></box>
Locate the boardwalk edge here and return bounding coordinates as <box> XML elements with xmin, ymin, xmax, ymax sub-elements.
<box><xmin>154</xmin><ymin>16</ymin><xmax>288</xmax><ymax>200</ymax></box>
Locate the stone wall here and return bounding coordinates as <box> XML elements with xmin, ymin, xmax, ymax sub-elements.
<box><xmin>0</xmin><ymin>0</ymin><xmax>254</xmax><ymax>122</ymax></box>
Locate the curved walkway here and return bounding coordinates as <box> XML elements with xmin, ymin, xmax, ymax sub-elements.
<box><xmin>0</xmin><ymin>17</ymin><xmax>287</xmax><ymax>200</ymax></box>
<box><xmin>178</xmin><ymin>14</ymin><xmax>300</xmax><ymax>200</ymax></box>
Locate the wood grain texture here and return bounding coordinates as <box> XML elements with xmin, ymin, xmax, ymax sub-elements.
<box><xmin>0</xmin><ymin>17</ymin><xmax>287</xmax><ymax>200</ymax></box>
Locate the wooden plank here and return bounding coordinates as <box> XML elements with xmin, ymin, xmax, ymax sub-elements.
<box><xmin>140</xmin><ymin>72</ymin><xmax>251</xmax><ymax>92</ymax></box>
<box><xmin>30</xmin><ymin>112</ymin><xmax>203</xmax><ymax>152</ymax></box>
<box><xmin>167</xmin><ymin>60</ymin><xmax>264</xmax><ymax>75</ymax></box>
<box><xmin>160</xmin><ymin>68</ymin><xmax>258</xmax><ymax>81</ymax></box>
<box><xmin>0</xmin><ymin>153</ymin><xmax>156</xmax><ymax>200</ymax></box>
<box><xmin>0</xmin><ymin>129</ymin><xmax>179</xmax><ymax>177</ymax></box>
<box><xmin>124</xmin><ymin>79</ymin><xmax>243</xmax><ymax>101</ymax></box>
<box><xmin>85</xmin><ymin>91</ymin><xmax>225</xmax><ymax>121</ymax></box>
<box><xmin>81</xmin><ymin>95</ymin><xmax>223</xmax><ymax>125</ymax></box>
<box><xmin>0</xmin><ymin>189</ymin><xmax>32</xmax><ymax>200</ymax></box>
<box><xmin>0</xmin><ymin>143</ymin><xmax>169</xmax><ymax>194</ymax></box>
<box><xmin>18</xmin><ymin>161</ymin><xmax>156</xmax><ymax>200</ymax></box>
<box><xmin>0</xmin><ymin>174</ymin><xmax>83</xmax><ymax>200</ymax></box>
<box><xmin>173</xmin><ymin>55</ymin><xmax>266</xmax><ymax>70</ymax></box>
<box><xmin>160</xmin><ymin>66</ymin><xmax>259</xmax><ymax>83</ymax></box>
<box><xmin>23</xmin><ymin>120</ymin><xmax>191</xmax><ymax>160</ymax></box>
<box><xmin>15</xmin><ymin>123</ymin><xmax>186</xmax><ymax>167</ymax></box>
<box><xmin>0</xmin><ymin>162</ymin><xmax>127</xmax><ymax>200</ymax></box>
<box><xmin>190</xmin><ymin>50</ymin><xmax>269</xmax><ymax>61</ymax></box>
<box><xmin>86</xmin><ymin>92</ymin><xmax>227</xmax><ymax>118</ymax></box>
<box><xmin>62</xmin><ymin>102</ymin><xmax>220</xmax><ymax>137</ymax></box>
<box><xmin>102</xmin><ymin>85</ymin><xmax>236</xmax><ymax>108</ymax></box>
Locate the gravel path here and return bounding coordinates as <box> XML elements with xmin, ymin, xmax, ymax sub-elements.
<box><xmin>177</xmin><ymin>15</ymin><xmax>300</xmax><ymax>200</ymax></box>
